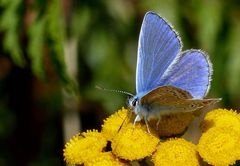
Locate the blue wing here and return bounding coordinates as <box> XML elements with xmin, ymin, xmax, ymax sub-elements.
<box><xmin>136</xmin><ymin>12</ymin><xmax>182</xmax><ymax>94</ymax></box>
<box><xmin>159</xmin><ymin>50</ymin><xmax>212</xmax><ymax>99</ymax></box>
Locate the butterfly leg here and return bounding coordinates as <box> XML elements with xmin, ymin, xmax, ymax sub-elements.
<box><xmin>156</xmin><ymin>117</ymin><xmax>161</xmax><ymax>131</ymax></box>
<box><xmin>144</xmin><ymin>116</ymin><xmax>151</xmax><ymax>133</ymax></box>
<box><xmin>117</xmin><ymin>110</ymin><xmax>133</xmax><ymax>132</ymax></box>
<box><xmin>133</xmin><ymin>115</ymin><xmax>141</xmax><ymax>126</ymax></box>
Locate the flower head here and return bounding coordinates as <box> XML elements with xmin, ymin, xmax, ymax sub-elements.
<box><xmin>112</xmin><ymin>123</ymin><xmax>159</xmax><ymax>160</ymax></box>
<box><xmin>150</xmin><ymin>112</ymin><xmax>194</xmax><ymax>137</ymax></box>
<box><xmin>197</xmin><ymin>127</ymin><xmax>240</xmax><ymax>166</ymax></box>
<box><xmin>84</xmin><ymin>152</ymin><xmax>128</xmax><ymax>166</ymax></box>
<box><xmin>101</xmin><ymin>107</ymin><xmax>131</xmax><ymax>140</ymax></box>
<box><xmin>152</xmin><ymin>138</ymin><xmax>200</xmax><ymax>166</ymax></box>
<box><xmin>201</xmin><ymin>108</ymin><xmax>240</xmax><ymax>133</ymax></box>
<box><xmin>63</xmin><ymin>130</ymin><xmax>107</xmax><ymax>165</ymax></box>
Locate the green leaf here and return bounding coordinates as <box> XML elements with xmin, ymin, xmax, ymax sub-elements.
<box><xmin>46</xmin><ymin>0</ymin><xmax>77</xmax><ymax>95</ymax></box>
<box><xmin>27</xmin><ymin>16</ymin><xmax>46</xmax><ymax>79</ymax></box>
<box><xmin>0</xmin><ymin>0</ymin><xmax>25</xmax><ymax>66</ymax></box>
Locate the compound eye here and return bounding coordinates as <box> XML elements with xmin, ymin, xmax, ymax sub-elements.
<box><xmin>132</xmin><ymin>99</ymin><xmax>137</xmax><ymax>107</ymax></box>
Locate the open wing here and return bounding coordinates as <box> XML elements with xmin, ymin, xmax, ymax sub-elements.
<box><xmin>136</xmin><ymin>12</ymin><xmax>182</xmax><ymax>94</ymax></box>
<box><xmin>159</xmin><ymin>50</ymin><xmax>212</xmax><ymax>99</ymax></box>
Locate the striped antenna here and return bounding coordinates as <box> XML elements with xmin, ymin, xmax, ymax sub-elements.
<box><xmin>95</xmin><ymin>85</ymin><xmax>134</xmax><ymax>97</ymax></box>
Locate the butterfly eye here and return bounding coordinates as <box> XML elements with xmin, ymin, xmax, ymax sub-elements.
<box><xmin>127</xmin><ymin>96</ymin><xmax>137</xmax><ymax>108</ymax></box>
<box><xmin>132</xmin><ymin>99</ymin><xmax>137</xmax><ymax>107</ymax></box>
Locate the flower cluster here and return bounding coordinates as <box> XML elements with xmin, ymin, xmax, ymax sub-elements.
<box><xmin>198</xmin><ymin>109</ymin><xmax>240</xmax><ymax>165</ymax></box>
<box><xmin>63</xmin><ymin>108</ymin><xmax>240</xmax><ymax>165</ymax></box>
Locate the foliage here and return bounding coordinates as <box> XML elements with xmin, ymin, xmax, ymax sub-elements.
<box><xmin>0</xmin><ymin>0</ymin><xmax>25</xmax><ymax>66</ymax></box>
<box><xmin>0</xmin><ymin>0</ymin><xmax>76</xmax><ymax>94</ymax></box>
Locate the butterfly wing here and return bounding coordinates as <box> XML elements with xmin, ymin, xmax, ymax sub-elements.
<box><xmin>159</xmin><ymin>50</ymin><xmax>212</xmax><ymax>99</ymax></box>
<box><xmin>136</xmin><ymin>12</ymin><xmax>182</xmax><ymax>94</ymax></box>
<box><xmin>140</xmin><ymin>86</ymin><xmax>193</xmax><ymax>105</ymax></box>
<box><xmin>140</xmin><ymin>86</ymin><xmax>220</xmax><ymax>113</ymax></box>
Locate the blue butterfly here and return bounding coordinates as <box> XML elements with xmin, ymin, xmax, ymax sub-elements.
<box><xmin>127</xmin><ymin>11</ymin><xmax>220</xmax><ymax>131</ymax></box>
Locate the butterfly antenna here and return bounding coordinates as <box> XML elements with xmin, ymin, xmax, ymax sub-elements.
<box><xmin>95</xmin><ymin>85</ymin><xmax>134</xmax><ymax>97</ymax></box>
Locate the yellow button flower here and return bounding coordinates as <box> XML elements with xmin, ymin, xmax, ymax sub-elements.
<box><xmin>84</xmin><ymin>152</ymin><xmax>129</xmax><ymax>166</ymax></box>
<box><xmin>101</xmin><ymin>107</ymin><xmax>131</xmax><ymax>140</ymax></box>
<box><xmin>152</xmin><ymin>138</ymin><xmax>200</xmax><ymax>166</ymax></box>
<box><xmin>201</xmin><ymin>108</ymin><xmax>240</xmax><ymax>133</ymax></box>
<box><xmin>63</xmin><ymin>130</ymin><xmax>107</xmax><ymax>165</ymax></box>
<box><xmin>64</xmin><ymin>107</ymin><xmax>240</xmax><ymax>165</ymax></box>
<box><xmin>198</xmin><ymin>127</ymin><xmax>240</xmax><ymax>166</ymax></box>
<box><xmin>112</xmin><ymin>123</ymin><xmax>159</xmax><ymax>160</ymax></box>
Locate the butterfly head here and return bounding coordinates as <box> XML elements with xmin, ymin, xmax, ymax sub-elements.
<box><xmin>127</xmin><ymin>96</ymin><xmax>139</xmax><ymax>109</ymax></box>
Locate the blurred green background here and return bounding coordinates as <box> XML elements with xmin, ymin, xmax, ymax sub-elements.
<box><xmin>0</xmin><ymin>0</ymin><xmax>240</xmax><ymax>165</ymax></box>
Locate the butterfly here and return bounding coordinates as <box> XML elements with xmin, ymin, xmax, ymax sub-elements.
<box><xmin>127</xmin><ymin>11</ymin><xmax>221</xmax><ymax>131</ymax></box>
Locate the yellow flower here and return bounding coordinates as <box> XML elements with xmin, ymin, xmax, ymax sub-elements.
<box><xmin>63</xmin><ymin>130</ymin><xmax>107</xmax><ymax>165</ymax></box>
<box><xmin>112</xmin><ymin>123</ymin><xmax>159</xmax><ymax>160</ymax></box>
<box><xmin>152</xmin><ymin>138</ymin><xmax>200</xmax><ymax>166</ymax></box>
<box><xmin>84</xmin><ymin>152</ymin><xmax>129</xmax><ymax>166</ymax></box>
<box><xmin>201</xmin><ymin>108</ymin><xmax>240</xmax><ymax>133</ymax></box>
<box><xmin>197</xmin><ymin>127</ymin><xmax>240</xmax><ymax>166</ymax></box>
<box><xmin>149</xmin><ymin>112</ymin><xmax>194</xmax><ymax>137</ymax></box>
<box><xmin>101</xmin><ymin>107</ymin><xmax>131</xmax><ymax>140</ymax></box>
